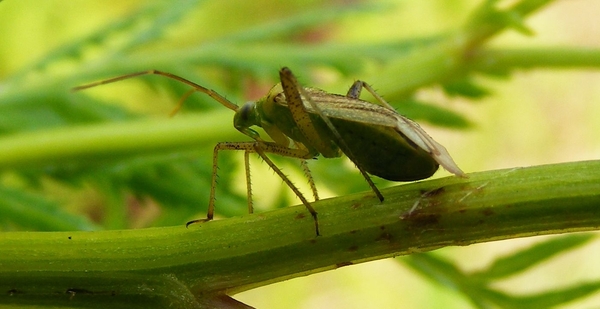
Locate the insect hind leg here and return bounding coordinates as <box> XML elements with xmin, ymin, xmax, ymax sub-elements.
<box><xmin>280</xmin><ymin>67</ymin><xmax>384</xmax><ymax>203</ymax></box>
<box><xmin>346</xmin><ymin>80</ymin><xmax>395</xmax><ymax>110</ymax></box>
<box><xmin>252</xmin><ymin>143</ymin><xmax>320</xmax><ymax>236</ymax></box>
<box><xmin>299</xmin><ymin>159</ymin><xmax>319</xmax><ymax>201</ymax></box>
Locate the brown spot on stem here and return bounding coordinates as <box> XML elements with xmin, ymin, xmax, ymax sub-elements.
<box><xmin>405</xmin><ymin>209</ymin><xmax>441</xmax><ymax>227</ymax></box>
<box><xmin>66</xmin><ymin>288</ymin><xmax>93</xmax><ymax>295</ymax></box>
<box><xmin>421</xmin><ymin>187</ymin><xmax>445</xmax><ymax>197</ymax></box>
<box><xmin>336</xmin><ymin>261</ymin><xmax>354</xmax><ymax>268</ymax></box>
<box><xmin>481</xmin><ymin>207</ymin><xmax>494</xmax><ymax>216</ymax></box>
<box><xmin>376</xmin><ymin>232</ymin><xmax>393</xmax><ymax>242</ymax></box>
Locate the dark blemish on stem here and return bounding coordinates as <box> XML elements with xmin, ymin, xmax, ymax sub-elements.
<box><xmin>348</xmin><ymin>245</ymin><xmax>358</xmax><ymax>252</ymax></box>
<box><xmin>66</xmin><ymin>288</ymin><xmax>93</xmax><ymax>295</ymax></box>
<box><xmin>375</xmin><ymin>232</ymin><xmax>393</xmax><ymax>242</ymax></box>
<box><xmin>481</xmin><ymin>207</ymin><xmax>494</xmax><ymax>216</ymax></box>
<box><xmin>415</xmin><ymin>213</ymin><xmax>440</xmax><ymax>225</ymax></box>
<box><xmin>295</xmin><ymin>213</ymin><xmax>306</xmax><ymax>219</ymax></box>
<box><xmin>420</xmin><ymin>187</ymin><xmax>445</xmax><ymax>197</ymax></box>
<box><xmin>404</xmin><ymin>210</ymin><xmax>441</xmax><ymax>227</ymax></box>
<box><xmin>336</xmin><ymin>261</ymin><xmax>354</xmax><ymax>268</ymax></box>
<box><xmin>65</xmin><ymin>288</ymin><xmax>117</xmax><ymax>298</ymax></box>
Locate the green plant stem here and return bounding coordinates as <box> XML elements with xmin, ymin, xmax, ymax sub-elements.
<box><xmin>368</xmin><ymin>0</ymin><xmax>556</xmax><ymax>98</ymax></box>
<box><xmin>472</xmin><ymin>47</ymin><xmax>600</xmax><ymax>71</ymax></box>
<box><xmin>0</xmin><ymin>111</ymin><xmax>236</xmax><ymax>170</ymax></box>
<box><xmin>462</xmin><ymin>0</ymin><xmax>554</xmax><ymax>46</ymax></box>
<box><xmin>0</xmin><ymin>160</ymin><xmax>599</xmax><ymax>308</ymax></box>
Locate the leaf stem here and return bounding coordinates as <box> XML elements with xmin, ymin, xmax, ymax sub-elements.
<box><xmin>0</xmin><ymin>160</ymin><xmax>599</xmax><ymax>307</ymax></box>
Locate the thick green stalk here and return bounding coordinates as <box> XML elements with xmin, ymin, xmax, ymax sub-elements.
<box><xmin>0</xmin><ymin>160</ymin><xmax>599</xmax><ymax>308</ymax></box>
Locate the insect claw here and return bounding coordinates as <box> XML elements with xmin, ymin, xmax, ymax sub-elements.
<box><xmin>185</xmin><ymin>218</ymin><xmax>211</xmax><ymax>228</ymax></box>
<box><xmin>312</xmin><ymin>213</ymin><xmax>320</xmax><ymax>236</ymax></box>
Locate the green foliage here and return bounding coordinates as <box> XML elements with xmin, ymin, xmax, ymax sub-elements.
<box><xmin>405</xmin><ymin>235</ymin><xmax>600</xmax><ymax>308</ymax></box>
<box><xmin>0</xmin><ymin>0</ymin><xmax>600</xmax><ymax>308</ymax></box>
<box><xmin>0</xmin><ymin>0</ymin><xmax>479</xmax><ymax>231</ymax></box>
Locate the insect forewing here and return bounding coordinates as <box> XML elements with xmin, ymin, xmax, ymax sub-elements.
<box><xmin>395</xmin><ymin>116</ymin><xmax>465</xmax><ymax>177</ymax></box>
<box><xmin>298</xmin><ymin>91</ymin><xmax>465</xmax><ymax>177</ymax></box>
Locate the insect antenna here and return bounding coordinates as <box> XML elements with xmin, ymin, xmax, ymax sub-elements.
<box><xmin>72</xmin><ymin>70</ymin><xmax>239</xmax><ymax>113</ymax></box>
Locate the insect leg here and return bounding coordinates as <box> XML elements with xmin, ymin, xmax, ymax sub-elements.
<box><xmin>278</xmin><ymin>70</ymin><xmax>332</xmax><ymax>155</ymax></box>
<box><xmin>186</xmin><ymin>141</ymin><xmax>230</xmax><ymax>227</ymax></box>
<box><xmin>345</xmin><ymin>81</ymin><xmax>363</xmax><ymax>99</ymax></box>
<box><xmin>279</xmin><ymin>67</ymin><xmax>384</xmax><ymax>202</ymax></box>
<box><xmin>292</xmin><ymin>141</ymin><xmax>319</xmax><ymax>201</ymax></box>
<box><xmin>244</xmin><ymin>150</ymin><xmax>254</xmax><ymax>214</ymax></box>
<box><xmin>253</xmin><ymin>142</ymin><xmax>320</xmax><ymax>236</ymax></box>
<box><xmin>346</xmin><ymin>80</ymin><xmax>467</xmax><ymax>178</ymax></box>
<box><xmin>73</xmin><ymin>70</ymin><xmax>239</xmax><ymax>112</ymax></box>
<box><xmin>299</xmin><ymin>159</ymin><xmax>319</xmax><ymax>201</ymax></box>
<box><xmin>346</xmin><ymin>80</ymin><xmax>395</xmax><ymax>110</ymax></box>
<box><xmin>186</xmin><ymin>141</ymin><xmax>320</xmax><ymax>235</ymax></box>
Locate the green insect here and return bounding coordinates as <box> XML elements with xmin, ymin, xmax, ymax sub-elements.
<box><xmin>74</xmin><ymin>67</ymin><xmax>465</xmax><ymax>235</ymax></box>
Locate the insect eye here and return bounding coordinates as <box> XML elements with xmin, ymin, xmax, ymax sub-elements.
<box><xmin>234</xmin><ymin>101</ymin><xmax>258</xmax><ymax>132</ymax></box>
<box><xmin>239</xmin><ymin>102</ymin><xmax>253</xmax><ymax>122</ymax></box>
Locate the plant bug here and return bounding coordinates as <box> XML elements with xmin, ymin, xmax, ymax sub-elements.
<box><xmin>73</xmin><ymin>67</ymin><xmax>466</xmax><ymax>236</ymax></box>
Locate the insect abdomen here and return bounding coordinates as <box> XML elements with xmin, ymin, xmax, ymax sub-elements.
<box><xmin>328</xmin><ymin>118</ymin><xmax>439</xmax><ymax>181</ymax></box>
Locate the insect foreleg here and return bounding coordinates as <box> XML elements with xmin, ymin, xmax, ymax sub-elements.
<box><xmin>186</xmin><ymin>141</ymin><xmax>229</xmax><ymax>227</ymax></box>
<box><xmin>186</xmin><ymin>141</ymin><xmax>320</xmax><ymax>235</ymax></box>
<box><xmin>244</xmin><ymin>150</ymin><xmax>254</xmax><ymax>215</ymax></box>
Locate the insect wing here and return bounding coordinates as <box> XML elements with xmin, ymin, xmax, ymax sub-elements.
<box><xmin>297</xmin><ymin>91</ymin><xmax>465</xmax><ymax>177</ymax></box>
<box><xmin>395</xmin><ymin>116</ymin><xmax>466</xmax><ymax>177</ymax></box>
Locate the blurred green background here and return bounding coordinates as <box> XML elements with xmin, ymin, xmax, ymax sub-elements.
<box><xmin>0</xmin><ymin>0</ymin><xmax>599</xmax><ymax>308</ymax></box>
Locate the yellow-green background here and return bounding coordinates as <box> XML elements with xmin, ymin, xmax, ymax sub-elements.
<box><xmin>0</xmin><ymin>0</ymin><xmax>599</xmax><ymax>308</ymax></box>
